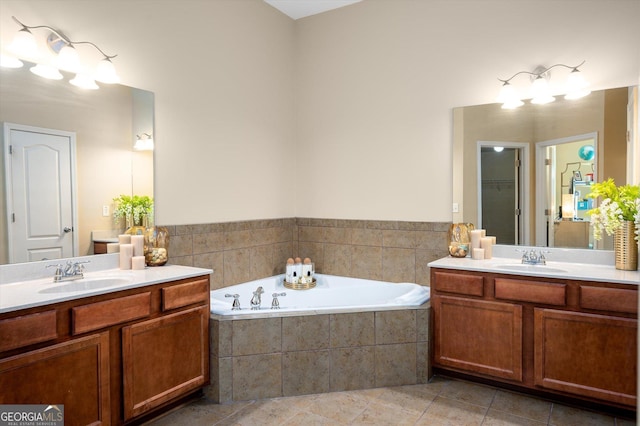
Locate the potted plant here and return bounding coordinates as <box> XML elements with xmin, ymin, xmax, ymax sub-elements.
<box><xmin>113</xmin><ymin>194</ymin><xmax>154</xmax><ymax>233</ymax></box>
<box><xmin>587</xmin><ymin>178</ymin><xmax>640</xmax><ymax>270</ymax></box>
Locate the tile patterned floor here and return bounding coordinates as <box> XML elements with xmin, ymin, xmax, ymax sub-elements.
<box><xmin>150</xmin><ymin>377</ymin><xmax>637</xmax><ymax>426</ymax></box>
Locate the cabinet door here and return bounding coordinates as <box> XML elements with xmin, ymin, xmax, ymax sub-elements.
<box><xmin>534</xmin><ymin>308</ymin><xmax>637</xmax><ymax>407</ymax></box>
<box><xmin>433</xmin><ymin>295</ymin><xmax>523</xmax><ymax>381</ymax></box>
<box><xmin>0</xmin><ymin>332</ymin><xmax>110</xmax><ymax>426</ymax></box>
<box><xmin>122</xmin><ymin>305</ymin><xmax>209</xmax><ymax>420</ymax></box>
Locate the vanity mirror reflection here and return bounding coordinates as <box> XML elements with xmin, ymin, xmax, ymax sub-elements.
<box><xmin>0</xmin><ymin>61</ymin><xmax>154</xmax><ymax>264</ymax></box>
<box><xmin>453</xmin><ymin>86</ymin><xmax>635</xmax><ymax>250</ymax></box>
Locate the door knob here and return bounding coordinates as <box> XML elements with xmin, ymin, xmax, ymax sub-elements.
<box><xmin>63</xmin><ymin>227</ymin><xmax>72</xmax><ymax>233</ymax></box>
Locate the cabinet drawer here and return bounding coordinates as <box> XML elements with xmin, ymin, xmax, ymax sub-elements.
<box><xmin>72</xmin><ymin>292</ymin><xmax>151</xmax><ymax>335</ymax></box>
<box><xmin>580</xmin><ymin>286</ymin><xmax>638</xmax><ymax>314</ymax></box>
<box><xmin>162</xmin><ymin>278</ymin><xmax>209</xmax><ymax>311</ymax></box>
<box><xmin>433</xmin><ymin>272</ymin><xmax>483</xmax><ymax>296</ymax></box>
<box><xmin>495</xmin><ymin>278</ymin><xmax>566</xmax><ymax>306</ymax></box>
<box><xmin>0</xmin><ymin>310</ymin><xmax>58</xmax><ymax>352</ymax></box>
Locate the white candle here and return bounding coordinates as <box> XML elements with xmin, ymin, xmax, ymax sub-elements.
<box><xmin>118</xmin><ymin>234</ymin><xmax>131</xmax><ymax>245</ymax></box>
<box><xmin>489</xmin><ymin>236</ymin><xmax>497</xmax><ymax>245</ymax></box>
<box><xmin>470</xmin><ymin>230</ymin><xmax>483</xmax><ymax>250</ymax></box>
<box><xmin>480</xmin><ymin>237</ymin><xmax>493</xmax><ymax>259</ymax></box>
<box><xmin>120</xmin><ymin>243</ymin><xmax>133</xmax><ymax>270</ymax></box>
<box><xmin>131</xmin><ymin>235</ymin><xmax>144</xmax><ymax>256</ymax></box>
<box><xmin>132</xmin><ymin>255</ymin><xmax>146</xmax><ymax>270</ymax></box>
<box><xmin>472</xmin><ymin>248</ymin><xmax>485</xmax><ymax>260</ymax></box>
<box><xmin>107</xmin><ymin>243</ymin><xmax>120</xmax><ymax>253</ymax></box>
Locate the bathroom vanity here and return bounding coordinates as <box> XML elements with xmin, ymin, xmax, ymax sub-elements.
<box><xmin>0</xmin><ymin>260</ymin><xmax>212</xmax><ymax>425</ymax></box>
<box><xmin>429</xmin><ymin>255</ymin><xmax>638</xmax><ymax>414</ymax></box>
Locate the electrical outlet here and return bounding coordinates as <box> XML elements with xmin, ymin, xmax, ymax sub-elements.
<box><xmin>452</xmin><ymin>203</ymin><xmax>459</xmax><ymax>213</ymax></box>
<box><xmin>102</xmin><ymin>205</ymin><xmax>110</xmax><ymax>217</ymax></box>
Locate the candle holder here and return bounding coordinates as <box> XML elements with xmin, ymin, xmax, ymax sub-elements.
<box><xmin>144</xmin><ymin>226</ymin><xmax>169</xmax><ymax>266</ymax></box>
<box><xmin>448</xmin><ymin>223</ymin><xmax>474</xmax><ymax>257</ymax></box>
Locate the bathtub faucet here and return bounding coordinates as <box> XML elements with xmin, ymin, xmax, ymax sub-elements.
<box><xmin>225</xmin><ymin>293</ymin><xmax>241</xmax><ymax>310</ymax></box>
<box><xmin>250</xmin><ymin>286</ymin><xmax>264</xmax><ymax>310</ymax></box>
<box><xmin>271</xmin><ymin>292</ymin><xmax>286</xmax><ymax>309</ymax></box>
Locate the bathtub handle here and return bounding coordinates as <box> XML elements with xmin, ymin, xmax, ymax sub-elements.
<box><xmin>271</xmin><ymin>292</ymin><xmax>286</xmax><ymax>309</ymax></box>
<box><xmin>225</xmin><ymin>293</ymin><xmax>241</xmax><ymax>310</ymax></box>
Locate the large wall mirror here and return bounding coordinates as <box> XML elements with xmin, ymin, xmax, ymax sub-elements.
<box><xmin>453</xmin><ymin>86</ymin><xmax>635</xmax><ymax>251</ymax></box>
<box><xmin>0</xmin><ymin>62</ymin><xmax>154</xmax><ymax>264</ymax></box>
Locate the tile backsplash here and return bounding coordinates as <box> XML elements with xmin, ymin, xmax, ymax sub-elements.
<box><xmin>164</xmin><ymin>217</ymin><xmax>449</xmax><ymax>289</ymax></box>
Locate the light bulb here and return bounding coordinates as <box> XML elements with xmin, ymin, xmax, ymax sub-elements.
<box><xmin>9</xmin><ymin>28</ymin><xmax>38</xmax><ymax>58</ymax></box>
<box><xmin>134</xmin><ymin>135</ymin><xmax>154</xmax><ymax>151</ymax></box>
<box><xmin>30</xmin><ymin>63</ymin><xmax>63</xmax><ymax>80</ymax></box>
<box><xmin>565</xmin><ymin>69</ymin><xmax>591</xmax><ymax>100</ymax></box>
<box><xmin>57</xmin><ymin>44</ymin><xmax>80</xmax><ymax>72</ymax></box>
<box><xmin>95</xmin><ymin>57</ymin><xmax>120</xmax><ymax>84</ymax></box>
<box><xmin>530</xmin><ymin>76</ymin><xmax>555</xmax><ymax>104</ymax></box>
<box><xmin>70</xmin><ymin>73</ymin><xmax>99</xmax><ymax>90</ymax></box>
<box><xmin>497</xmin><ymin>81</ymin><xmax>523</xmax><ymax>109</ymax></box>
<box><xmin>0</xmin><ymin>53</ymin><xmax>23</xmax><ymax>68</ymax></box>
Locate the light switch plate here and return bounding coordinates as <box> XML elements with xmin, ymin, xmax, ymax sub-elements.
<box><xmin>102</xmin><ymin>205</ymin><xmax>110</xmax><ymax>217</ymax></box>
<box><xmin>452</xmin><ymin>203</ymin><xmax>459</xmax><ymax>213</ymax></box>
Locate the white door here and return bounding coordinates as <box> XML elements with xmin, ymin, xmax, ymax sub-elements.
<box><xmin>4</xmin><ymin>123</ymin><xmax>77</xmax><ymax>263</ymax></box>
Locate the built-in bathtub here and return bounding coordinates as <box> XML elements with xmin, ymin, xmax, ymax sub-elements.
<box><xmin>207</xmin><ymin>274</ymin><xmax>431</xmax><ymax>403</ymax></box>
<box><xmin>210</xmin><ymin>274</ymin><xmax>430</xmax><ymax>316</ymax></box>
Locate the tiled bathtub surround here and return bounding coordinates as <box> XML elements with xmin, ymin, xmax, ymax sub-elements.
<box><xmin>207</xmin><ymin>306</ymin><xmax>430</xmax><ymax>403</ymax></box>
<box><xmin>165</xmin><ymin>218</ymin><xmax>449</xmax><ymax>289</ymax></box>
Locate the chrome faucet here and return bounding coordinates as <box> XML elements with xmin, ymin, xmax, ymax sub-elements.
<box><xmin>518</xmin><ymin>249</ymin><xmax>548</xmax><ymax>265</ymax></box>
<box><xmin>225</xmin><ymin>293</ymin><xmax>241</xmax><ymax>310</ymax></box>
<box><xmin>48</xmin><ymin>260</ymin><xmax>90</xmax><ymax>282</ymax></box>
<box><xmin>271</xmin><ymin>292</ymin><xmax>286</xmax><ymax>309</ymax></box>
<box><xmin>250</xmin><ymin>286</ymin><xmax>264</xmax><ymax>310</ymax></box>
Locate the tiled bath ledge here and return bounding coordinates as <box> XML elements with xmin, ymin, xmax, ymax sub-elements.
<box><xmin>206</xmin><ymin>304</ymin><xmax>430</xmax><ymax>403</ymax></box>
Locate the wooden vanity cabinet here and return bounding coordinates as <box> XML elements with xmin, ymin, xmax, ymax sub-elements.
<box><xmin>122</xmin><ymin>278</ymin><xmax>210</xmax><ymax>420</ymax></box>
<box><xmin>433</xmin><ymin>296</ymin><xmax>523</xmax><ymax>381</ymax></box>
<box><xmin>430</xmin><ymin>268</ymin><xmax>637</xmax><ymax>410</ymax></box>
<box><xmin>0</xmin><ymin>332</ymin><xmax>111</xmax><ymax>426</ymax></box>
<box><xmin>0</xmin><ymin>274</ymin><xmax>210</xmax><ymax>425</ymax></box>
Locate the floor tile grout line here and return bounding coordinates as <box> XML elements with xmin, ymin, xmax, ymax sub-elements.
<box><xmin>480</xmin><ymin>388</ymin><xmax>499</xmax><ymax>425</ymax></box>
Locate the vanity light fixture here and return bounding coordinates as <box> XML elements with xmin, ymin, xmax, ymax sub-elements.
<box><xmin>134</xmin><ymin>133</ymin><xmax>154</xmax><ymax>151</ymax></box>
<box><xmin>3</xmin><ymin>16</ymin><xmax>120</xmax><ymax>87</ymax></box>
<box><xmin>497</xmin><ymin>61</ymin><xmax>590</xmax><ymax>109</ymax></box>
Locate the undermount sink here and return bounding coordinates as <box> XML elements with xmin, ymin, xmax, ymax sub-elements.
<box><xmin>39</xmin><ymin>277</ymin><xmax>131</xmax><ymax>293</ymax></box>
<box><xmin>495</xmin><ymin>264</ymin><xmax>568</xmax><ymax>274</ymax></box>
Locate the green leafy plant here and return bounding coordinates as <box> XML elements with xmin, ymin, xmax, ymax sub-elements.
<box><xmin>113</xmin><ymin>194</ymin><xmax>153</xmax><ymax>227</ymax></box>
<box><xmin>586</xmin><ymin>178</ymin><xmax>640</xmax><ymax>241</ymax></box>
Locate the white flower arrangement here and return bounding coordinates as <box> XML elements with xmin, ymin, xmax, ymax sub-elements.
<box><xmin>113</xmin><ymin>195</ymin><xmax>154</xmax><ymax>227</ymax></box>
<box><xmin>587</xmin><ymin>179</ymin><xmax>640</xmax><ymax>241</ymax></box>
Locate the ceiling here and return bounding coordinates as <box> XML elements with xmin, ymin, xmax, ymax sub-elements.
<box><xmin>263</xmin><ymin>0</ymin><xmax>363</xmax><ymax>20</ymax></box>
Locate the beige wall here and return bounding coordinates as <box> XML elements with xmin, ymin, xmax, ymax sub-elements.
<box><xmin>294</xmin><ymin>0</ymin><xmax>639</xmax><ymax>222</ymax></box>
<box><xmin>0</xmin><ymin>0</ymin><xmax>638</xmax><ymax>227</ymax></box>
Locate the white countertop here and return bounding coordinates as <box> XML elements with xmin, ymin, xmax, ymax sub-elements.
<box><xmin>0</xmin><ymin>256</ymin><xmax>212</xmax><ymax>314</ymax></box>
<box><xmin>428</xmin><ymin>255</ymin><xmax>640</xmax><ymax>285</ymax></box>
